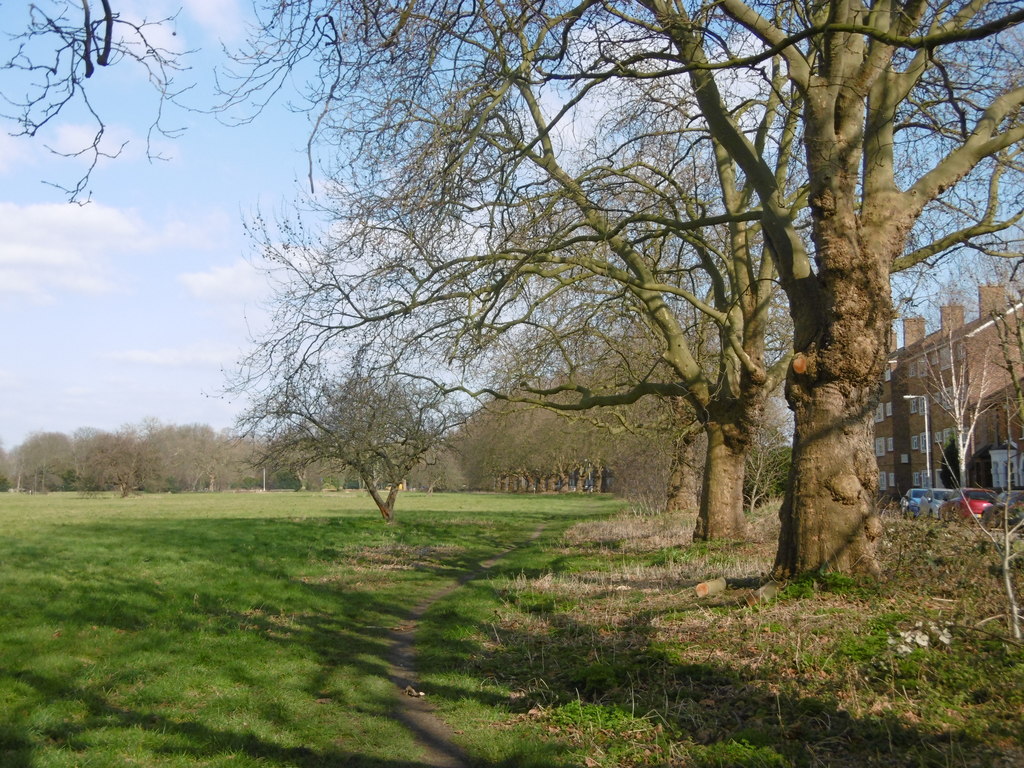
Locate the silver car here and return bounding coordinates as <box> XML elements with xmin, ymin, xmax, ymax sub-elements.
<box><xmin>900</xmin><ymin>488</ymin><xmax>928</xmax><ymax>516</ymax></box>
<box><xmin>918</xmin><ymin>489</ymin><xmax>956</xmax><ymax>518</ymax></box>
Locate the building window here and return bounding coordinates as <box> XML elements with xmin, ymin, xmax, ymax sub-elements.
<box><xmin>944</xmin><ymin>428</ymin><xmax>953</xmax><ymax>443</ymax></box>
<box><xmin>875</xmin><ymin>404</ymin><xmax>884</xmax><ymax>422</ymax></box>
<box><xmin>879</xmin><ymin>472</ymin><xmax>887</xmax><ymax>490</ymax></box>
<box><xmin>939</xmin><ymin>346</ymin><xmax>951</xmax><ymax>369</ymax></box>
<box><xmin>875</xmin><ymin>438</ymin><xmax>885</xmax><ymax>457</ymax></box>
<box><xmin>910</xmin><ymin>398</ymin><xmax>918</xmax><ymax>414</ymax></box>
<box><xmin>884</xmin><ymin>368</ymin><xmax>892</xmax><ymax>382</ymax></box>
<box><xmin>901</xmin><ymin>453</ymin><xmax>910</xmax><ymax>464</ymax></box>
<box><xmin>887</xmin><ymin>437</ymin><xmax>894</xmax><ymax>452</ymax></box>
<box><xmin>889</xmin><ymin>472</ymin><xmax>896</xmax><ymax>487</ymax></box>
<box><xmin>913</xmin><ymin>471</ymin><xmax>921</xmax><ymax>486</ymax></box>
<box><xmin>911</xmin><ymin>435</ymin><xmax>919</xmax><ymax>450</ymax></box>
<box><xmin>885</xmin><ymin>401</ymin><xmax>893</xmax><ymax>416</ymax></box>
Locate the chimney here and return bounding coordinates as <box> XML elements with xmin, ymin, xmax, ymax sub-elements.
<box><xmin>940</xmin><ymin>304</ymin><xmax>965</xmax><ymax>333</ymax></box>
<box><xmin>978</xmin><ymin>284</ymin><xmax>1005</xmax><ymax>319</ymax></box>
<box><xmin>903</xmin><ymin>316</ymin><xmax>925</xmax><ymax>347</ymax></box>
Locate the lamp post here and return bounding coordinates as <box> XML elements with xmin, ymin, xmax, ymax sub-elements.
<box><xmin>904</xmin><ymin>394</ymin><xmax>932</xmax><ymax>492</ymax></box>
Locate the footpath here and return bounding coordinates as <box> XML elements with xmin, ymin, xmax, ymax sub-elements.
<box><xmin>385</xmin><ymin>527</ymin><xmax>546</xmax><ymax>767</ymax></box>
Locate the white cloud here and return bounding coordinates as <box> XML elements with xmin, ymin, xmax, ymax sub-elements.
<box><xmin>179</xmin><ymin>259</ymin><xmax>267</xmax><ymax>303</ymax></box>
<box><xmin>105</xmin><ymin>342</ymin><xmax>239</xmax><ymax>368</ymax></box>
<box><xmin>0</xmin><ymin>201</ymin><xmax>147</xmax><ymax>301</ymax></box>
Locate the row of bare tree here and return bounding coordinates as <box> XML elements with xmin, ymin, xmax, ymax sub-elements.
<box><xmin>223</xmin><ymin>0</ymin><xmax>1024</xmax><ymax>579</ymax></box>
<box><xmin>0</xmin><ymin>398</ymin><xmax>791</xmax><ymax>507</ymax></box>
<box><xmin>4</xmin><ymin>2</ymin><xmax>1023</xmax><ymax>576</ymax></box>
<box><xmin>0</xmin><ymin>423</ymin><xmax>253</xmax><ymax>496</ymax></box>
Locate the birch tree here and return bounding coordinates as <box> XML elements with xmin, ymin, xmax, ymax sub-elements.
<box><xmin>926</xmin><ymin>331</ymin><xmax>999</xmax><ymax>493</ymax></box>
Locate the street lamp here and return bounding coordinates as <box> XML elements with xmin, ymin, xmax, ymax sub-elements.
<box><xmin>904</xmin><ymin>394</ymin><xmax>932</xmax><ymax>492</ymax></box>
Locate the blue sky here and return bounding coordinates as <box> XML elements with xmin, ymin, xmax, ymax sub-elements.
<box><xmin>0</xmin><ymin>2</ymin><xmax>316</xmax><ymax>449</ymax></box>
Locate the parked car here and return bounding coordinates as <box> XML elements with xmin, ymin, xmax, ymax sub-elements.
<box><xmin>980</xmin><ymin>490</ymin><xmax>1024</xmax><ymax>530</ymax></box>
<box><xmin>918</xmin><ymin>488</ymin><xmax>956</xmax><ymax>518</ymax></box>
<box><xmin>900</xmin><ymin>488</ymin><xmax>928</xmax><ymax>517</ymax></box>
<box><xmin>938</xmin><ymin>488</ymin><xmax>997</xmax><ymax>520</ymax></box>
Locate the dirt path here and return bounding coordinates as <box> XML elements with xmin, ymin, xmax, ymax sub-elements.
<box><xmin>385</xmin><ymin>527</ymin><xmax>546</xmax><ymax>768</ymax></box>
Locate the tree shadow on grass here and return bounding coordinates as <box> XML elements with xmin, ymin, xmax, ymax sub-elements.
<box><xmin>1</xmin><ymin>514</ymin><xmax>559</xmax><ymax>767</ymax></box>
<box><xmin>0</xmin><ymin>667</ymin><xmax>461</xmax><ymax>768</ymax></box>
<box><xmin>470</xmin><ymin>601</ymin><xmax>1017</xmax><ymax>767</ymax></box>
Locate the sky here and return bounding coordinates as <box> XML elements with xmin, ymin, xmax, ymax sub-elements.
<box><xmin>0</xmin><ymin>2</ymin><xmax>317</xmax><ymax>449</ymax></box>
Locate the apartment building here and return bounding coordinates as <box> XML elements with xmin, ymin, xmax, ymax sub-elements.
<box><xmin>875</xmin><ymin>285</ymin><xmax>1023</xmax><ymax>500</ymax></box>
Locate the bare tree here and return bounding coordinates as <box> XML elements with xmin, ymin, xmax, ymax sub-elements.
<box><xmin>237</xmin><ymin>365</ymin><xmax>461</xmax><ymax>521</ymax></box>
<box><xmin>234</xmin><ymin>3</ymin><xmax>798</xmax><ymax>540</ymax></box>
<box><xmin>1</xmin><ymin>3</ymin><xmax>188</xmax><ymax>199</ymax></box>
<box><xmin>80</xmin><ymin>425</ymin><xmax>161</xmax><ymax>497</ymax></box>
<box><xmin>744</xmin><ymin>398</ymin><xmax>792</xmax><ymax>516</ymax></box>
<box><xmin>643</xmin><ymin>0</ymin><xmax>1024</xmax><ymax>576</ymax></box>
<box><xmin>224</xmin><ymin>1</ymin><xmax>1022</xmax><ymax>574</ymax></box>
<box><xmin>925</xmin><ymin>330</ymin><xmax>1000</xmax><ymax>494</ymax></box>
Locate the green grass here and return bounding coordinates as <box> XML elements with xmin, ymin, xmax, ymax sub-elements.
<box><xmin>0</xmin><ymin>490</ymin><xmax>619</xmax><ymax>767</ymax></box>
<box><xmin>5</xmin><ymin>493</ymin><xmax>1023</xmax><ymax>768</ymax></box>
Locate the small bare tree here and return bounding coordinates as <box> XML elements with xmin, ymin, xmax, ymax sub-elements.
<box><xmin>744</xmin><ymin>397</ymin><xmax>792</xmax><ymax>516</ymax></box>
<box><xmin>238</xmin><ymin>365</ymin><xmax>461</xmax><ymax>522</ymax></box>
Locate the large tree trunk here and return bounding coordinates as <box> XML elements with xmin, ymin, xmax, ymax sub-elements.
<box><xmin>694</xmin><ymin>403</ymin><xmax>751</xmax><ymax>540</ymax></box>
<box><xmin>695</xmin><ymin>423</ymin><xmax>746</xmax><ymax>539</ymax></box>
<box><xmin>774</xmin><ymin>378</ymin><xmax>884</xmax><ymax>576</ymax></box>
<box><xmin>772</xmin><ymin>154</ymin><xmax>896</xmax><ymax>576</ymax></box>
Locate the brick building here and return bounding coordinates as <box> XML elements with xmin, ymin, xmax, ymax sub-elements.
<box><xmin>875</xmin><ymin>285</ymin><xmax>1023</xmax><ymax>500</ymax></box>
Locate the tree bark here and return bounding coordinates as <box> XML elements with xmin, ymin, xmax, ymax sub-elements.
<box><xmin>666</xmin><ymin>400</ymin><xmax>702</xmax><ymax>512</ymax></box>
<box><xmin>364</xmin><ymin>480</ymin><xmax>397</xmax><ymax>522</ymax></box>
<box><xmin>694</xmin><ymin>415</ymin><xmax>748</xmax><ymax>540</ymax></box>
<box><xmin>774</xmin><ymin>378</ymin><xmax>885</xmax><ymax>576</ymax></box>
<box><xmin>667</xmin><ymin>460</ymin><xmax>701</xmax><ymax>511</ymax></box>
<box><xmin>772</xmin><ymin>163</ymin><xmax>896</xmax><ymax>576</ymax></box>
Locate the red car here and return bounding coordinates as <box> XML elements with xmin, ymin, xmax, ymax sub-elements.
<box><xmin>938</xmin><ymin>488</ymin><xmax>997</xmax><ymax>520</ymax></box>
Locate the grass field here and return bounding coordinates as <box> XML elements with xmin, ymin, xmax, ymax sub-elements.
<box><xmin>2</xmin><ymin>491</ymin><xmax>1022</xmax><ymax>768</ymax></box>
<box><xmin>0</xmin><ymin>491</ymin><xmax>616</xmax><ymax>767</ymax></box>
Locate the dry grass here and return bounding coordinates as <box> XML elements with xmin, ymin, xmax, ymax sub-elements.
<box><xmin>353</xmin><ymin>543</ymin><xmax>467</xmax><ymax>571</ymax></box>
<box><xmin>478</xmin><ymin>506</ymin><xmax>1024</xmax><ymax>768</ymax></box>
<box><xmin>562</xmin><ymin>509</ymin><xmax>697</xmax><ymax>551</ymax></box>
